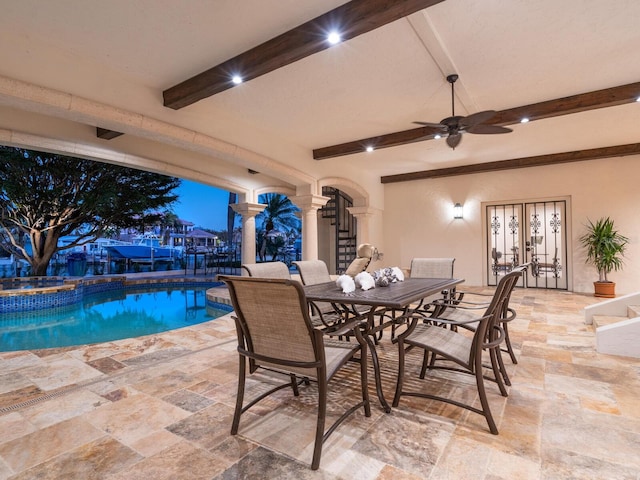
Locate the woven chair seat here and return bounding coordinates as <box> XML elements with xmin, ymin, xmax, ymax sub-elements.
<box><xmin>404</xmin><ymin>324</ymin><xmax>472</xmax><ymax>367</ymax></box>
<box><xmin>437</xmin><ymin>307</ymin><xmax>482</xmax><ymax>324</ymax></box>
<box><xmin>260</xmin><ymin>341</ymin><xmax>359</xmax><ymax>380</ymax></box>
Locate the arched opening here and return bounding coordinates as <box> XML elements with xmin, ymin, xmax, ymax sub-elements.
<box><xmin>317</xmin><ymin>178</ymin><xmax>370</xmax><ymax>275</ymax></box>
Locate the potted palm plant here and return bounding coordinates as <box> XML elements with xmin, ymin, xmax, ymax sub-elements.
<box><xmin>579</xmin><ymin>217</ymin><xmax>628</xmax><ymax>297</ymax></box>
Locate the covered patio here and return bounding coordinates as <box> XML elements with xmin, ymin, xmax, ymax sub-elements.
<box><xmin>1</xmin><ymin>1</ymin><xmax>640</xmax><ymax>478</ymax></box>
<box><xmin>1</xmin><ymin>284</ymin><xmax>638</xmax><ymax>479</ymax></box>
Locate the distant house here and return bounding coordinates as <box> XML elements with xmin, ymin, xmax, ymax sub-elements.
<box><xmin>175</xmin><ymin>219</ymin><xmax>195</xmax><ymax>234</ymax></box>
<box><xmin>185</xmin><ymin>228</ymin><xmax>218</xmax><ymax>251</ymax></box>
<box><xmin>167</xmin><ymin>222</ymin><xmax>217</xmax><ymax>251</ymax></box>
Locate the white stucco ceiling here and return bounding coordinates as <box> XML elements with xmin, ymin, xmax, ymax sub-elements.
<box><xmin>0</xmin><ymin>0</ymin><xmax>638</xmax><ymax>194</ymax></box>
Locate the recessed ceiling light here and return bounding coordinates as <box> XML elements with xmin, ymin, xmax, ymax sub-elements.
<box><xmin>232</xmin><ymin>75</ymin><xmax>243</xmax><ymax>85</ymax></box>
<box><xmin>520</xmin><ymin>117</ymin><xmax>530</xmax><ymax>123</ymax></box>
<box><xmin>636</xmin><ymin>96</ymin><xmax>640</xmax><ymax>102</ymax></box>
<box><xmin>434</xmin><ymin>134</ymin><xmax>442</xmax><ymax>140</ymax></box>
<box><xmin>365</xmin><ymin>146</ymin><xmax>374</xmax><ymax>152</ymax></box>
<box><xmin>327</xmin><ymin>31</ymin><xmax>342</xmax><ymax>44</ymax></box>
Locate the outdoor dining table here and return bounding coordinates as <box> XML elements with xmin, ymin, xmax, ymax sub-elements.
<box><xmin>304</xmin><ymin>277</ymin><xmax>464</xmax><ymax>412</ymax></box>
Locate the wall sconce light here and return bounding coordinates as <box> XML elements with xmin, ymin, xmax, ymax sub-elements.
<box><xmin>453</xmin><ymin>202</ymin><xmax>463</xmax><ymax>219</ymax></box>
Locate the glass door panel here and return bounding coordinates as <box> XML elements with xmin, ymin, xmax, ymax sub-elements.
<box><xmin>487</xmin><ymin>204</ymin><xmax>523</xmax><ymax>286</ymax></box>
<box><xmin>524</xmin><ymin>201</ymin><xmax>567</xmax><ymax>289</ymax></box>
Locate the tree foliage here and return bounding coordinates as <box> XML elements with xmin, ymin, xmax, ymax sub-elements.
<box><xmin>0</xmin><ymin>146</ymin><xmax>181</xmax><ymax>275</ymax></box>
<box><xmin>256</xmin><ymin>193</ymin><xmax>300</xmax><ymax>261</ymax></box>
<box><xmin>257</xmin><ymin>193</ymin><xmax>300</xmax><ymax>232</ymax></box>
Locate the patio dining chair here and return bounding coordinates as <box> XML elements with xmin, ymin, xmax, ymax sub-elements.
<box><xmin>294</xmin><ymin>259</ymin><xmax>333</xmax><ymax>286</ymax></box>
<box><xmin>241</xmin><ymin>261</ymin><xmax>291</xmax><ymax>279</ymax></box>
<box><xmin>408</xmin><ymin>257</ymin><xmax>462</xmax><ymax>315</ymax></box>
<box><xmin>430</xmin><ymin>263</ymin><xmax>528</xmax><ymax>375</ymax></box>
<box><xmin>392</xmin><ymin>269</ymin><xmax>522</xmax><ymax>435</ymax></box>
<box><xmin>220</xmin><ymin>275</ymin><xmax>371</xmax><ymax>470</ymax></box>
<box><xmin>294</xmin><ymin>260</ymin><xmax>370</xmax><ymax>330</ymax></box>
<box><xmin>387</xmin><ymin>257</ymin><xmax>460</xmax><ymax>339</ymax></box>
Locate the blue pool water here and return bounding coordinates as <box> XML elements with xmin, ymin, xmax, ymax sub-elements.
<box><xmin>0</xmin><ymin>285</ymin><xmax>232</xmax><ymax>352</ymax></box>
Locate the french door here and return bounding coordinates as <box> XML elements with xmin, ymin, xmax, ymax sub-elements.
<box><xmin>487</xmin><ymin>200</ymin><xmax>568</xmax><ymax>289</ymax></box>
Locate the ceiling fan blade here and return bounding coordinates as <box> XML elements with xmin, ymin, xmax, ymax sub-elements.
<box><xmin>466</xmin><ymin>124</ymin><xmax>513</xmax><ymax>134</ymax></box>
<box><xmin>413</xmin><ymin>121</ymin><xmax>447</xmax><ymax>130</ymax></box>
<box><xmin>459</xmin><ymin>110</ymin><xmax>497</xmax><ymax>127</ymax></box>
<box><xmin>446</xmin><ymin>133</ymin><xmax>462</xmax><ymax>148</ymax></box>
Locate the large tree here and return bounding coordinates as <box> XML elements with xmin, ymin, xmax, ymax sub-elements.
<box><xmin>0</xmin><ymin>146</ymin><xmax>181</xmax><ymax>275</ymax></box>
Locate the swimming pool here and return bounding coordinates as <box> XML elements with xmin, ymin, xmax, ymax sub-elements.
<box><xmin>0</xmin><ymin>284</ymin><xmax>232</xmax><ymax>352</ymax></box>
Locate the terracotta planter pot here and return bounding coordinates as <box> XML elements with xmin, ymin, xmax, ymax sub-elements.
<box><xmin>594</xmin><ymin>281</ymin><xmax>616</xmax><ymax>298</ymax></box>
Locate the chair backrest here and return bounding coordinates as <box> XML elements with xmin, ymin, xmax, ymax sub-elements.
<box><xmin>242</xmin><ymin>261</ymin><xmax>291</xmax><ymax>279</ymax></box>
<box><xmin>481</xmin><ymin>269</ymin><xmax>522</xmax><ymax>317</ymax></box>
<box><xmin>221</xmin><ymin>275</ymin><xmax>322</xmax><ymax>378</ymax></box>
<box><xmin>410</xmin><ymin>258</ymin><xmax>455</xmax><ymax>278</ymax></box>
<box><xmin>293</xmin><ymin>260</ymin><xmax>342</xmax><ymax>317</ymax></box>
<box><xmin>293</xmin><ymin>260</ymin><xmax>331</xmax><ymax>285</ymax></box>
<box><xmin>499</xmin><ymin>263</ymin><xmax>527</xmax><ymax>316</ymax></box>
<box><xmin>467</xmin><ymin>268</ymin><xmax>524</xmax><ymax>360</ymax></box>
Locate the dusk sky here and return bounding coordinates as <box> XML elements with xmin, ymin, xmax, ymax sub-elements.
<box><xmin>173</xmin><ymin>180</ymin><xmax>232</xmax><ymax>231</ymax></box>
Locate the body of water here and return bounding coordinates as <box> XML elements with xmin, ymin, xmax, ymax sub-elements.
<box><xmin>0</xmin><ymin>285</ymin><xmax>231</xmax><ymax>352</ymax></box>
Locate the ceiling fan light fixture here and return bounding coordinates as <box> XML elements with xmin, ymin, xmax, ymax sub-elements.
<box><xmin>413</xmin><ymin>74</ymin><xmax>511</xmax><ymax>150</ymax></box>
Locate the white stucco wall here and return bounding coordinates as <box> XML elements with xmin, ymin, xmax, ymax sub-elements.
<box><xmin>382</xmin><ymin>155</ymin><xmax>640</xmax><ymax>294</ymax></box>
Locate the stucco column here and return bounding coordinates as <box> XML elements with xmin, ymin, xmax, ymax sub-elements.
<box><xmin>347</xmin><ymin>206</ymin><xmax>376</xmax><ymax>244</ymax></box>
<box><xmin>231</xmin><ymin>202</ymin><xmax>266</xmax><ymax>264</ymax></box>
<box><xmin>289</xmin><ymin>194</ymin><xmax>330</xmax><ymax>260</ymax></box>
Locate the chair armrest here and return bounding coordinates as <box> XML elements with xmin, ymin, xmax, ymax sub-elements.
<box><xmin>428</xmin><ymin>313</ymin><xmax>491</xmax><ymax>327</ymax></box>
<box><xmin>483</xmin><ymin>324</ymin><xmax>506</xmax><ymax>348</ymax></box>
<box><xmin>430</xmin><ymin>298</ymin><xmax>486</xmax><ymax>310</ymax></box>
<box><xmin>324</xmin><ymin>318</ymin><xmax>367</xmax><ymax>337</ymax></box>
<box><xmin>392</xmin><ymin>312</ymin><xmax>491</xmax><ymax>343</ymax></box>
<box><xmin>503</xmin><ymin>307</ymin><xmax>517</xmax><ymax>323</ymax></box>
<box><xmin>460</xmin><ymin>291</ymin><xmax>494</xmax><ymax>298</ymax></box>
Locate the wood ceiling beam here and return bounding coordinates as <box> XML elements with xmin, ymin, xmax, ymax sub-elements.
<box><xmin>380</xmin><ymin>143</ymin><xmax>640</xmax><ymax>184</ymax></box>
<box><xmin>96</xmin><ymin>128</ymin><xmax>123</xmax><ymax>140</ymax></box>
<box><xmin>314</xmin><ymin>81</ymin><xmax>640</xmax><ymax>160</ymax></box>
<box><xmin>163</xmin><ymin>0</ymin><xmax>445</xmax><ymax>110</ymax></box>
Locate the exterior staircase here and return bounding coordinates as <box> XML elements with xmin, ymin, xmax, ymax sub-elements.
<box><xmin>584</xmin><ymin>293</ymin><xmax>640</xmax><ymax>359</ymax></box>
<box><xmin>320</xmin><ymin>187</ymin><xmax>357</xmax><ymax>273</ymax></box>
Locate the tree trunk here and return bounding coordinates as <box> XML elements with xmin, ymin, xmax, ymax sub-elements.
<box><xmin>31</xmin><ymin>258</ymin><xmax>50</xmax><ymax>276</ymax></box>
<box><xmin>28</xmin><ymin>230</ymin><xmax>59</xmax><ymax>276</ymax></box>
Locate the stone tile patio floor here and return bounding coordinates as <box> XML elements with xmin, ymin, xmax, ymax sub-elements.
<box><xmin>0</xmin><ymin>282</ymin><xmax>639</xmax><ymax>479</ymax></box>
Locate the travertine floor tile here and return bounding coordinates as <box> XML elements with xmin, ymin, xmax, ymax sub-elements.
<box><xmin>0</xmin><ymin>287</ymin><xmax>638</xmax><ymax>479</ymax></box>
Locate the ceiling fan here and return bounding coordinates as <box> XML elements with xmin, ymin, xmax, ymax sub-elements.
<box><xmin>414</xmin><ymin>74</ymin><xmax>513</xmax><ymax>149</ymax></box>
